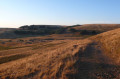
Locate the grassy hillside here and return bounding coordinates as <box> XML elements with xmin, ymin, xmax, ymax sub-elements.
<box><xmin>67</xmin><ymin>24</ymin><xmax>120</xmax><ymax>37</ymax></box>
<box><xmin>91</xmin><ymin>28</ymin><xmax>120</xmax><ymax>64</ymax></box>
<box><xmin>0</xmin><ymin>26</ymin><xmax>120</xmax><ymax>79</ymax></box>
<box><xmin>0</xmin><ymin>24</ymin><xmax>120</xmax><ymax>39</ymax></box>
<box><xmin>71</xmin><ymin>24</ymin><xmax>120</xmax><ymax>32</ymax></box>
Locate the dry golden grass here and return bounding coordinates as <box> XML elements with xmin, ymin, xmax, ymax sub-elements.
<box><xmin>0</xmin><ymin>28</ymin><xmax>120</xmax><ymax>79</ymax></box>
<box><xmin>91</xmin><ymin>28</ymin><xmax>120</xmax><ymax>64</ymax></box>
<box><xmin>0</xmin><ymin>39</ymin><xmax>89</xmax><ymax>79</ymax></box>
<box><xmin>73</xmin><ymin>24</ymin><xmax>120</xmax><ymax>32</ymax></box>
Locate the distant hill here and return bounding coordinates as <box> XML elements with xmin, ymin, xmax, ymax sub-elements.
<box><xmin>15</xmin><ymin>25</ymin><xmax>65</xmax><ymax>35</ymax></box>
<box><xmin>0</xmin><ymin>25</ymin><xmax>66</xmax><ymax>39</ymax></box>
<box><xmin>0</xmin><ymin>28</ymin><xmax>15</xmax><ymax>33</ymax></box>
<box><xmin>69</xmin><ymin>24</ymin><xmax>120</xmax><ymax>32</ymax></box>
<box><xmin>0</xmin><ymin>24</ymin><xmax>120</xmax><ymax>39</ymax></box>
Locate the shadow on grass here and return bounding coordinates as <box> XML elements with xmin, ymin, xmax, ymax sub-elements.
<box><xmin>70</xmin><ymin>61</ymin><xmax>120</xmax><ymax>79</ymax></box>
<box><xmin>79</xmin><ymin>43</ymin><xmax>119</xmax><ymax>79</ymax></box>
<box><xmin>0</xmin><ymin>54</ymin><xmax>29</xmax><ymax>64</ymax></box>
<box><xmin>0</xmin><ymin>46</ymin><xmax>11</xmax><ymax>51</ymax></box>
<box><xmin>66</xmin><ymin>42</ymin><xmax>120</xmax><ymax>79</ymax></box>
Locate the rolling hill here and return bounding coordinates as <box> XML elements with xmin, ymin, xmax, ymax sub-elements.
<box><xmin>70</xmin><ymin>24</ymin><xmax>120</xmax><ymax>32</ymax></box>
<box><xmin>0</xmin><ymin>27</ymin><xmax>120</xmax><ymax>79</ymax></box>
<box><xmin>0</xmin><ymin>24</ymin><xmax>120</xmax><ymax>39</ymax></box>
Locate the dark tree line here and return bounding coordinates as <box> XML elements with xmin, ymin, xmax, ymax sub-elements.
<box><xmin>14</xmin><ymin>25</ymin><xmax>102</xmax><ymax>36</ymax></box>
<box><xmin>14</xmin><ymin>25</ymin><xmax>67</xmax><ymax>35</ymax></box>
<box><xmin>69</xmin><ymin>28</ymin><xmax>101</xmax><ymax>35</ymax></box>
<box><xmin>80</xmin><ymin>30</ymin><xmax>100</xmax><ymax>35</ymax></box>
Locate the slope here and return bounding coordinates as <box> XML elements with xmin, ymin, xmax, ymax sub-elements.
<box><xmin>0</xmin><ymin>28</ymin><xmax>120</xmax><ymax>79</ymax></box>
<box><xmin>72</xmin><ymin>24</ymin><xmax>120</xmax><ymax>32</ymax></box>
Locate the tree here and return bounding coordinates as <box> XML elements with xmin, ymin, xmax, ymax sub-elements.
<box><xmin>69</xmin><ymin>28</ymin><xmax>77</xmax><ymax>33</ymax></box>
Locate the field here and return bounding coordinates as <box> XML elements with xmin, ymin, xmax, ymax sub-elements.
<box><xmin>0</xmin><ymin>25</ymin><xmax>120</xmax><ymax>79</ymax></box>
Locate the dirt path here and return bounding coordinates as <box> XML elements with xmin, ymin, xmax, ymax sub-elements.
<box><xmin>74</xmin><ymin>42</ymin><xmax>120</xmax><ymax>79</ymax></box>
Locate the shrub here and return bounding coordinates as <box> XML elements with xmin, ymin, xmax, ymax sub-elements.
<box><xmin>69</xmin><ymin>28</ymin><xmax>77</xmax><ymax>33</ymax></box>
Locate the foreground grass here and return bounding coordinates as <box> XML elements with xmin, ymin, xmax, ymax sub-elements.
<box><xmin>32</xmin><ymin>42</ymin><xmax>65</xmax><ymax>50</ymax></box>
<box><xmin>0</xmin><ymin>45</ymin><xmax>35</xmax><ymax>51</ymax></box>
<box><xmin>0</xmin><ymin>54</ymin><xmax>29</xmax><ymax>64</ymax></box>
<box><xmin>0</xmin><ymin>46</ymin><xmax>11</xmax><ymax>51</ymax></box>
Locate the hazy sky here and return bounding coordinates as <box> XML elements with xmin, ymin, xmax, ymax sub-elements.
<box><xmin>0</xmin><ymin>0</ymin><xmax>120</xmax><ymax>28</ymax></box>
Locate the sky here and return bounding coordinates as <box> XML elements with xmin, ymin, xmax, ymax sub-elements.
<box><xmin>0</xmin><ymin>0</ymin><xmax>120</xmax><ymax>28</ymax></box>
